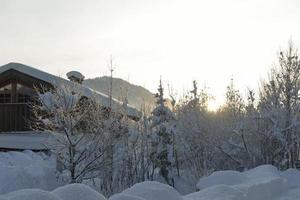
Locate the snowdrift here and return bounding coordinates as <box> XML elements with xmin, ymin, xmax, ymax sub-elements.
<box><xmin>0</xmin><ymin>150</ymin><xmax>58</xmax><ymax>194</ymax></box>
<box><xmin>185</xmin><ymin>185</ymin><xmax>246</xmax><ymax>200</ymax></box>
<box><xmin>109</xmin><ymin>194</ymin><xmax>145</xmax><ymax>200</ymax></box>
<box><xmin>0</xmin><ymin>182</ymin><xmax>183</xmax><ymax>200</ymax></box>
<box><xmin>0</xmin><ymin>161</ymin><xmax>300</xmax><ymax>200</ymax></box>
<box><xmin>52</xmin><ymin>184</ymin><xmax>106</xmax><ymax>200</ymax></box>
<box><xmin>191</xmin><ymin>165</ymin><xmax>300</xmax><ymax>200</ymax></box>
<box><xmin>0</xmin><ymin>184</ymin><xmax>106</xmax><ymax>200</ymax></box>
<box><xmin>5</xmin><ymin>189</ymin><xmax>60</xmax><ymax>200</ymax></box>
<box><xmin>123</xmin><ymin>181</ymin><xmax>182</xmax><ymax>200</ymax></box>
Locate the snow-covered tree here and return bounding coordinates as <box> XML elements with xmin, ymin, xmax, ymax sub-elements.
<box><xmin>222</xmin><ymin>78</ymin><xmax>245</xmax><ymax>118</ymax></box>
<box><xmin>258</xmin><ymin>41</ymin><xmax>300</xmax><ymax>168</ymax></box>
<box><xmin>32</xmin><ymin>82</ymin><xmax>110</xmax><ymax>184</ymax></box>
<box><xmin>149</xmin><ymin>79</ymin><xmax>176</xmax><ymax>186</ymax></box>
<box><xmin>214</xmin><ymin>79</ymin><xmax>248</xmax><ymax>170</ymax></box>
<box><xmin>221</xmin><ymin>41</ymin><xmax>300</xmax><ymax>170</ymax></box>
<box><xmin>176</xmin><ymin>81</ymin><xmax>215</xmax><ymax>179</ymax></box>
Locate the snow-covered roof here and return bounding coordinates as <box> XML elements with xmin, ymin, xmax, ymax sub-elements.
<box><xmin>0</xmin><ymin>62</ymin><xmax>142</xmax><ymax>119</ymax></box>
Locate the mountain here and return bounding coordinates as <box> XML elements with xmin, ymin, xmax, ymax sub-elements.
<box><xmin>83</xmin><ymin>76</ymin><xmax>156</xmax><ymax>114</ymax></box>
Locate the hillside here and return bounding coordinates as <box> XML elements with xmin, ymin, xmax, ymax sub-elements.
<box><xmin>83</xmin><ymin>76</ymin><xmax>156</xmax><ymax>114</ymax></box>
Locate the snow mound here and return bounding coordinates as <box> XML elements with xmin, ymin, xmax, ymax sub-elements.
<box><xmin>122</xmin><ymin>181</ymin><xmax>183</xmax><ymax>200</ymax></box>
<box><xmin>281</xmin><ymin>168</ymin><xmax>300</xmax><ymax>189</ymax></box>
<box><xmin>52</xmin><ymin>184</ymin><xmax>106</xmax><ymax>200</ymax></box>
<box><xmin>194</xmin><ymin>165</ymin><xmax>294</xmax><ymax>200</ymax></box>
<box><xmin>0</xmin><ymin>151</ymin><xmax>33</xmax><ymax>166</ymax></box>
<box><xmin>236</xmin><ymin>165</ymin><xmax>286</xmax><ymax>200</ymax></box>
<box><xmin>277</xmin><ymin>188</ymin><xmax>300</xmax><ymax>200</ymax></box>
<box><xmin>0</xmin><ymin>151</ymin><xmax>58</xmax><ymax>194</ymax></box>
<box><xmin>5</xmin><ymin>189</ymin><xmax>61</xmax><ymax>200</ymax></box>
<box><xmin>197</xmin><ymin>170</ymin><xmax>244</xmax><ymax>190</ymax></box>
<box><xmin>233</xmin><ymin>176</ymin><xmax>286</xmax><ymax>200</ymax></box>
<box><xmin>244</xmin><ymin>165</ymin><xmax>279</xmax><ymax>178</ymax></box>
<box><xmin>185</xmin><ymin>185</ymin><xmax>246</xmax><ymax>200</ymax></box>
<box><xmin>0</xmin><ymin>184</ymin><xmax>107</xmax><ymax>200</ymax></box>
<box><xmin>109</xmin><ymin>193</ymin><xmax>146</xmax><ymax>200</ymax></box>
<box><xmin>2</xmin><ymin>163</ymin><xmax>300</xmax><ymax>200</ymax></box>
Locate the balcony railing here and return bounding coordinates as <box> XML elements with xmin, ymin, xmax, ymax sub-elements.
<box><xmin>0</xmin><ymin>103</ymin><xmax>32</xmax><ymax>132</ymax></box>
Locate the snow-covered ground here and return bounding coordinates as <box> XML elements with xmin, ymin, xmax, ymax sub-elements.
<box><xmin>0</xmin><ymin>150</ymin><xmax>59</xmax><ymax>194</ymax></box>
<box><xmin>1</xmin><ymin>150</ymin><xmax>300</xmax><ymax>200</ymax></box>
<box><xmin>188</xmin><ymin>165</ymin><xmax>300</xmax><ymax>200</ymax></box>
<box><xmin>109</xmin><ymin>166</ymin><xmax>300</xmax><ymax>200</ymax></box>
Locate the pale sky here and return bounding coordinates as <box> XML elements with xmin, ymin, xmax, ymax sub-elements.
<box><xmin>1</xmin><ymin>0</ymin><xmax>300</xmax><ymax>110</ymax></box>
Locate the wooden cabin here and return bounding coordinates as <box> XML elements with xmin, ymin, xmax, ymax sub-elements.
<box><xmin>0</xmin><ymin>62</ymin><xmax>142</xmax><ymax>150</ymax></box>
<box><xmin>0</xmin><ymin>65</ymin><xmax>50</xmax><ymax>132</ymax></box>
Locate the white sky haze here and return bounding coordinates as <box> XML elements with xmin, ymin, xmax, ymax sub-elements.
<box><xmin>1</xmin><ymin>0</ymin><xmax>300</xmax><ymax>109</ymax></box>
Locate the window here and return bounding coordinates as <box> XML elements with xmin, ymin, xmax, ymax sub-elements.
<box><xmin>17</xmin><ymin>83</ymin><xmax>35</xmax><ymax>103</ymax></box>
<box><xmin>0</xmin><ymin>84</ymin><xmax>12</xmax><ymax>103</ymax></box>
<box><xmin>0</xmin><ymin>83</ymin><xmax>36</xmax><ymax>103</ymax></box>
<box><xmin>0</xmin><ymin>84</ymin><xmax>12</xmax><ymax>92</ymax></box>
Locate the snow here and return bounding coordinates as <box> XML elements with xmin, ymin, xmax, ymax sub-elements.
<box><xmin>52</xmin><ymin>184</ymin><xmax>106</xmax><ymax>200</ymax></box>
<box><xmin>281</xmin><ymin>168</ymin><xmax>300</xmax><ymax>189</ymax></box>
<box><xmin>0</xmin><ymin>132</ymin><xmax>54</xmax><ymax>150</ymax></box>
<box><xmin>173</xmin><ymin>175</ymin><xmax>196</xmax><ymax>195</ymax></box>
<box><xmin>277</xmin><ymin>188</ymin><xmax>300</xmax><ymax>200</ymax></box>
<box><xmin>0</xmin><ymin>150</ymin><xmax>58</xmax><ymax>194</ymax></box>
<box><xmin>196</xmin><ymin>170</ymin><xmax>245</xmax><ymax>190</ymax></box>
<box><xmin>115</xmin><ymin>181</ymin><xmax>183</xmax><ymax>200</ymax></box>
<box><xmin>0</xmin><ymin>151</ymin><xmax>107</xmax><ymax>200</ymax></box>
<box><xmin>109</xmin><ymin>194</ymin><xmax>145</xmax><ymax>200</ymax></box>
<box><xmin>0</xmin><ymin>62</ymin><xmax>142</xmax><ymax>119</ymax></box>
<box><xmin>5</xmin><ymin>189</ymin><xmax>61</xmax><ymax>200</ymax></box>
<box><xmin>1</xmin><ymin>151</ymin><xmax>300</xmax><ymax>200</ymax></box>
<box><xmin>193</xmin><ymin>164</ymin><xmax>300</xmax><ymax>200</ymax></box>
<box><xmin>196</xmin><ymin>165</ymin><xmax>287</xmax><ymax>199</ymax></box>
<box><xmin>0</xmin><ymin>62</ymin><xmax>65</xmax><ymax>86</ymax></box>
<box><xmin>184</xmin><ymin>185</ymin><xmax>246</xmax><ymax>200</ymax></box>
<box><xmin>66</xmin><ymin>71</ymin><xmax>85</xmax><ymax>80</ymax></box>
<box><xmin>1</xmin><ymin>184</ymin><xmax>107</xmax><ymax>200</ymax></box>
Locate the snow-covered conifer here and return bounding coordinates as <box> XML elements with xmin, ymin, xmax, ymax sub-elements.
<box><xmin>149</xmin><ymin>79</ymin><xmax>176</xmax><ymax>186</ymax></box>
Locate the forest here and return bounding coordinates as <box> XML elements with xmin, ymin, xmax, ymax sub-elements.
<box><xmin>30</xmin><ymin>41</ymin><xmax>300</xmax><ymax>196</ymax></box>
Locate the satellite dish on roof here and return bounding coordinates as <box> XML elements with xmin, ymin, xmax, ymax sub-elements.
<box><xmin>67</xmin><ymin>71</ymin><xmax>85</xmax><ymax>84</ymax></box>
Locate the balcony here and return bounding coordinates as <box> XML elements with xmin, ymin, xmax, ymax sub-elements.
<box><xmin>0</xmin><ymin>103</ymin><xmax>32</xmax><ymax>132</ymax></box>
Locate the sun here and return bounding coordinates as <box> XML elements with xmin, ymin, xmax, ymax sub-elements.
<box><xmin>207</xmin><ymin>98</ymin><xmax>221</xmax><ymax>112</ymax></box>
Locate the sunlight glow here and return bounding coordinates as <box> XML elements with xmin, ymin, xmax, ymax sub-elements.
<box><xmin>1</xmin><ymin>0</ymin><xmax>300</xmax><ymax>109</ymax></box>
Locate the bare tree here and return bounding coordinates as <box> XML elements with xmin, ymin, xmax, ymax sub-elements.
<box><xmin>176</xmin><ymin>81</ymin><xmax>215</xmax><ymax>179</ymax></box>
<box><xmin>259</xmin><ymin>41</ymin><xmax>300</xmax><ymax>168</ymax></box>
<box><xmin>31</xmin><ymin>82</ymin><xmax>110</xmax><ymax>184</ymax></box>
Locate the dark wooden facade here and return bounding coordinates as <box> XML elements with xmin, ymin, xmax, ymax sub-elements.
<box><xmin>0</xmin><ymin>69</ymin><xmax>51</xmax><ymax>132</ymax></box>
